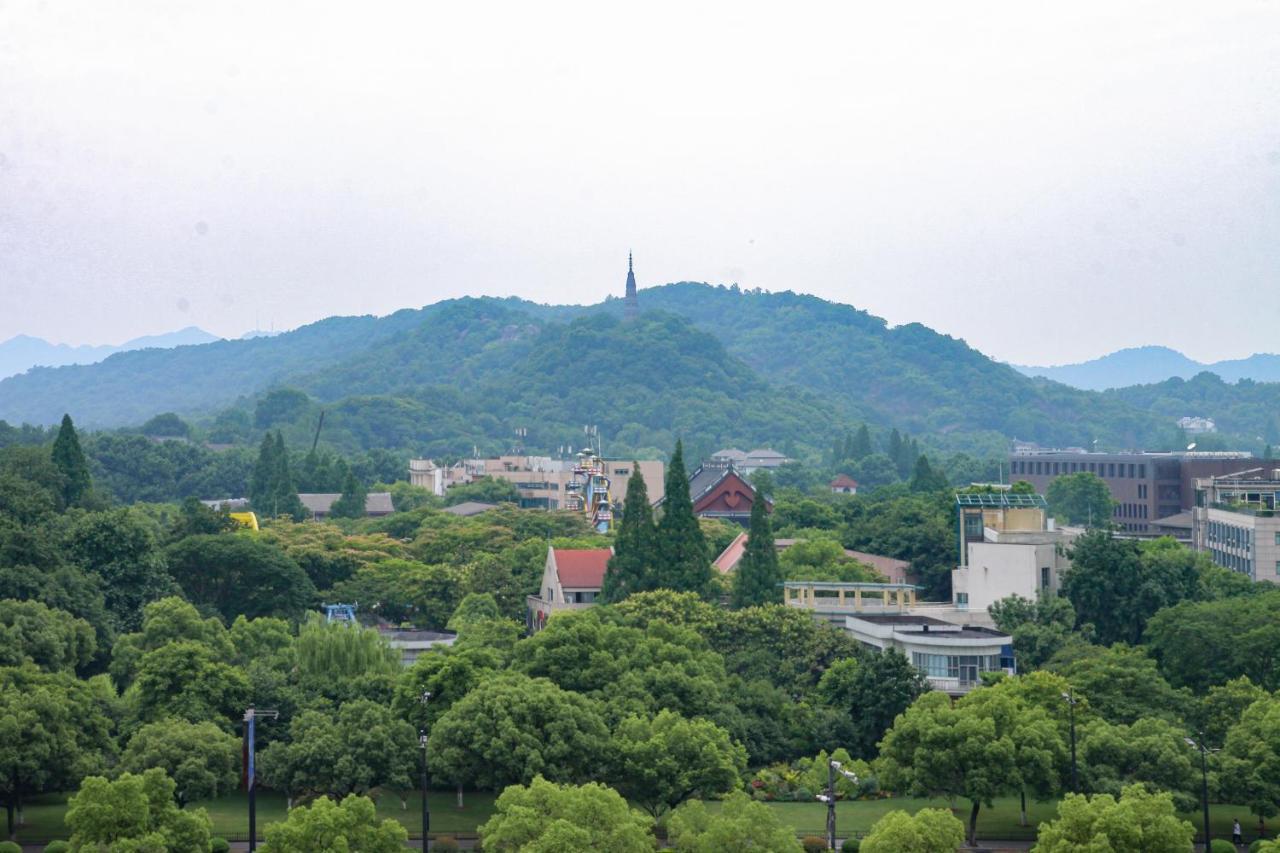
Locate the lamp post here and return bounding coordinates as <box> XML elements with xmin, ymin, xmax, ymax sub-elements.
<box><xmin>1185</xmin><ymin>734</ymin><xmax>1216</xmax><ymax>851</ymax></box>
<box><xmin>243</xmin><ymin>707</ymin><xmax>278</xmax><ymax>852</ymax></box>
<box><xmin>816</xmin><ymin>758</ymin><xmax>859</xmax><ymax>850</ymax></box>
<box><xmin>420</xmin><ymin>691</ymin><xmax>432</xmax><ymax>851</ymax></box>
<box><xmin>1061</xmin><ymin>691</ymin><xmax>1079</xmax><ymax>794</ymax></box>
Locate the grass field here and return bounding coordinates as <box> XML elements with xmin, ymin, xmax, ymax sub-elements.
<box><xmin>9</xmin><ymin>791</ymin><xmax>1273</xmax><ymax>845</ymax></box>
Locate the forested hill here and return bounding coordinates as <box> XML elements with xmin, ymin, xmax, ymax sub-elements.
<box><xmin>4</xmin><ymin>283</ymin><xmax>1271</xmax><ymax>456</ymax></box>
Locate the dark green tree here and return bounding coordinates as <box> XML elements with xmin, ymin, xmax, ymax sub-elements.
<box><xmin>909</xmin><ymin>455</ymin><xmax>949</xmax><ymax>492</ymax></box>
<box><xmin>328</xmin><ymin>472</ymin><xmax>368</xmax><ymax>519</ymax></box>
<box><xmin>602</xmin><ymin>464</ymin><xmax>658</xmax><ymax>602</ymax></box>
<box><xmin>1046</xmin><ymin>472</ymin><xmax>1114</xmax><ymax>527</ymax></box>
<box><xmin>248</xmin><ymin>433</ymin><xmax>278</xmax><ymax>510</ymax></box>
<box><xmin>851</xmin><ymin>424</ymin><xmax>873</xmax><ymax>460</ymax></box>
<box><xmin>50</xmin><ymin>414</ymin><xmax>92</xmax><ymax>507</ymax></box>
<box><xmin>656</xmin><ymin>441</ymin><xmax>712</xmax><ymax>596</ymax></box>
<box><xmin>270</xmin><ymin>432</ymin><xmax>305</xmax><ymax>520</ymax></box>
<box><xmin>730</xmin><ymin>494</ymin><xmax>781</xmax><ymax>608</ymax></box>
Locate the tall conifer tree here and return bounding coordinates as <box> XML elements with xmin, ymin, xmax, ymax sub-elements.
<box><xmin>51</xmin><ymin>413</ymin><xmax>92</xmax><ymax>507</ymax></box>
<box><xmin>329</xmin><ymin>471</ymin><xmax>368</xmax><ymax>519</ymax></box>
<box><xmin>249</xmin><ymin>433</ymin><xmax>277</xmax><ymax>510</ymax></box>
<box><xmin>602</xmin><ymin>464</ymin><xmax>657</xmax><ymax>602</ymax></box>
<box><xmin>656</xmin><ymin>441</ymin><xmax>712</xmax><ymax>596</ymax></box>
<box><xmin>852</xmin><ymin>424</ymin><xmax>872</xmax><ymax>460</ymax></box>
<box><xmin>731</xmin><ymin>491</ymin><xmax>781</xmax><ymax>607</ymax></box>
<box><xmin>270</xmin><ymin>432</ymin><xmax>306</xmax><ymax>520</ymax></box>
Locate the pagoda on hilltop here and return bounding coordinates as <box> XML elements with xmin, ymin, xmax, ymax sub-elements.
<box><xmin>624</xmin><ymin>252</ymin><xmax>638</xmax><ymax>319</ymax></box>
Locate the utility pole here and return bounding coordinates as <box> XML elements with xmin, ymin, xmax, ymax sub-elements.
<box><xmin>816</xmin><ymin>758</ymin><xmax>859</xmax><ymax>851</ymax></box>
<box><xmin>1061</xmin><ymin>691</ymin><xmax>1079</xmax><ymax>793</ymax></box>
<box><xmin>421</xmin><ymin>691</ymin><xmax>432</xmax><ymax>851</ymax></box>
<box><xmin>243</xmin><ymin>708</ymin><xmax>278</xmax><ymax>852</ymax></box>
<box><xmin>1185</xmin><ymin>734</ymin><xmax>1216</xmax><ymax>851</ymax></box>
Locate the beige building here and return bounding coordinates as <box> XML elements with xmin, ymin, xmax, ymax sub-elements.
<box><xmin>409</xmin><ymin>454</ymin><xmax>664</xmax><ymax>510</ymax></box>
<box><xmin>1192</xmin><ymin>467</ymin><xmax>1280</xmax><ymax>584</ymax></box>
<box><xmin>526</xmin><ymin>546</ymin><xmax>612</xmax><ymax>632</ymax></box>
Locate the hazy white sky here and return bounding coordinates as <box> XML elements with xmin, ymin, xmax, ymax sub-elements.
<box><xmin>2</xmin><ymin>1</ymin><xmax>1278</xmax><ymax>365</ymax></box>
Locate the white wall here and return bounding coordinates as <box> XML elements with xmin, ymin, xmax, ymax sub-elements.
<box><xmin>954</xmin><ymin>542</ymin><xmax>1060</xmax><ymax>612</ymax></box>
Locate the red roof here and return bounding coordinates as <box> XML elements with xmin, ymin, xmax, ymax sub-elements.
<box><xmin>830</xmin><ymin>475</ymin><xmax>859</xmax><ymax>488</ymax></box>
<box><xmin>553</xmin><ymin>548</ymin><xmax>612</xmax><ymax>589</ymax></box>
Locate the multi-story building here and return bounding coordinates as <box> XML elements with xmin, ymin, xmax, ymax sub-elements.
<box><xmin>952</xmin><ymin>492</ymin><xmax>1077</xmax><ymax>613</ymax></box>
<box><xmin>843</xmin><ymin>614</ymin><xmax>1014</xmax><ymax>695</ymax></box>
<box><xmin>1008</xmin><ymin>447</ymin><xmax>1253</xmax><ymax>533</ymax></box>
<box><xmin>708</xmin><ymin>447</ymin><xmax>793</xmax><ymax>475</ymax></box>
<box><xmin>1191</xmin><ymin>467</ymin><xmax>1280</xmax><ymax>584</ymax></box>
<box><xmin>409</xmin><ymin>454</ymin><xmax>665</xmax><ymax>511</ymax></box>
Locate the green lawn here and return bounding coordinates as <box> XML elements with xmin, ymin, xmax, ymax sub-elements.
<box><xmin>9</xmin><ymin>791</ymin><xmax>1273</xmax><ymax>845</ymax></box>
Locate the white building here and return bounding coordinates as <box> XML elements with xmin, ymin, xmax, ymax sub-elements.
<box><xmin>952</xmin><ymin>493</ymin><xmax>1077</xmax><ymax>614</ymax></box>
<box><xmin>1178</xmin><ymin>416</ymin><xmax>1217</xmax><ymax>435</ymax></box>
<box><xmin>844</xmin><ymin>614</ymin><xmax>1014</xmax><ymax>695</ymax></box>
<box><xmin>1192</xmin><ymin>468</ymin><xmax>1280</xmax><ymax>584</ymax></box>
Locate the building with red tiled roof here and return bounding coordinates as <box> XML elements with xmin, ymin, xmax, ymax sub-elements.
<box><xmin>526</xmin><ymin>546</ymin><xmax>613</xmax><ymax>632</ymax></box>
<box><xmin>713</xmin><ymin>534</ymin><xmax>914</xmax><ymax>584</ymax></box>
<box><xmin>830</xmin><ymin>475</ymin><xmax>859</xmax><ymax>495</ymax></box>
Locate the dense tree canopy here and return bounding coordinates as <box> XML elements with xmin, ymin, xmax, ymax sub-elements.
<box><xmin>479</xmin><ymin>776</ymin><xmax>655</xmax><ymax>853</ymax></box>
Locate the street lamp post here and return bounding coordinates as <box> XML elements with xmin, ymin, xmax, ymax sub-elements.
<box><xmin>816</xmin><ymin>758</ymin><xmax>859</xmax><ymax>851</ymax></box>
<box><xmin>420</xmin><ymin>691</ymin><xmax>432</xmax><ymax>852</ymax></box>
<box><xmin>1185</xmin><ymin>734</ymin><xmax>1216</xmax><ymax>852</ymax></box>
<box><xmin>1061</xmin><ymin>691</ymin><xmax>1079</xmax><ymax>794</ymax></box>
<box><xmin>243</xmin><ymin>707</ymin><xmax>278</xmax><ymax>853</ymax></box>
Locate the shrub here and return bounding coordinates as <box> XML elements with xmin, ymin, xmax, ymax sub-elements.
<box><xmin>0</xmin><ymin>843</ymin><xmax>22</xmax><ymax>853</ymax></box>
<box><xmin>801</xmin><ymin>836</ymin><xmax>829</xmax><ymax>852</ymax></box>
<box><xmin>845</xmin><ymin>841</ymin><xmax>861</xmax><ymax>853</ymax></box>
<box><xmin>210</xmin><ymin>838</ymin><xmax>231</xmax><ymax>853</ymax></box>
<box><xmin>433</xmin><ymin>837</ymin><xmax>460</xmax><ymax>853</ymax></box>
<box><xmin>1210</xmin><ymin>841</ymin><xmax>1235</xmax><ymax>853</ymax></box>
<box><xmin>43</xmin><ymin>844</ymin><xmax>71</xmax><ymax>853</ymax></box>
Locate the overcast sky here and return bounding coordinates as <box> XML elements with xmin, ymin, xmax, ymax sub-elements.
<box><xmin>2</xmin><ymin>1</ymin><xmax>1278</xmax><ymax>365</ymax></box>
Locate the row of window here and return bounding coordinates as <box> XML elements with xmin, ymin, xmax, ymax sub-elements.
<box><xmin>1112</xmin><ymin>502</ymin><xmax>1149</xmax><ymax>519</ymax></box>
<box><xmin>1208</xmin><ymin>548</ymin><xmax>1255</xmax><ymax>579</ymax></box>
<box><xmin>1012</xmin><ymin>459</ymin><xmax>1147</xmax><ymax>479</ymax></box>
<box><xmin>911</xmin><ymin>652</ymin><xmax>1003</xmax><ymax>682</ymax></box>
<box><xmin>1206</xmin><ymin>520</ymin><xmax>1253</xmax><ymax>552</ymax></box>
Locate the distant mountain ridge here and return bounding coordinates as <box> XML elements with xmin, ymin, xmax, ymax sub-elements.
<box><xmin>1016</xmin><ymin>346</ymin><xmax>1280</xmax><ymax>390</ymax></box>
<box><xmin>0</xmin><ymin>326</ymin><xmax>221</xmax><ymax>380</ymax></box>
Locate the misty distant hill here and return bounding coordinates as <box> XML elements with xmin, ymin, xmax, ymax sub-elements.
<box><xmin>0</xmin><ymin>326</ymin><xmax>220</xmax><ymax>380</ymax></box>
<box><xmin>1016</xmin><ymin>345</ymin><xmax>1280</xmax><ymax>390</ymax></box>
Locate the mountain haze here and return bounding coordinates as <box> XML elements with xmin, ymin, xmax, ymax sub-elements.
<box><xmin>1017</xmin><ymin>346</ymin><xmax>1280</xmax><ymax>390</ymax></box>
<box><xmin>0</xmin><ymin>326</ymin><xmax>220</xmax><ymax>380</ymax></box>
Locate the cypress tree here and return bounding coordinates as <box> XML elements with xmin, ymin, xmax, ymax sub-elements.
<box><xmin>731</xmin><ymin>491</ymin><xmax>781</xmax><ymax>608</ymax></box>
<box><xmin>602</xmin><ymin>464</ymin><xmax>657</xmax><ymax>602</ymax></box>
<box><xmin>261</xmin><ymin>431</ymin><xmax>305</xmax><ymax>519</ymax></box>
<box><xmin>329</xmin><ymin>471</ymin><xmax>368</xmax><ymax>519</ymax></box>
<box><xmin>656</xmin><ymin>440</ymin><xmax>712</xmax><ymax>596</ymax></box>
<box><xmin>909</xmin><ymin>454</ymin><xmax>949</xmax><ymax>493</ymax></box>
<box><xmin>249</xmin><ymin>433</ymin><xmax>277</xmax><ymax>510</ymax></box>
<box><xmin>50</xmin><ymin>413</ymin><xmax>92</xmax><ymax>507</ymax></box>
<box><xmin>888</xmin><ymin>429</ymin><xmax>903</xmax><ymax>467</ymax></box>
<box><xmin>852</xmin><ymin>424</ymin><xmax>872</xmax><ymax>460</ymax></box>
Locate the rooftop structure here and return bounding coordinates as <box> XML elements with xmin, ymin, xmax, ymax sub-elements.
<box><xmin>679</xmin><ymin>463</ymin><xmax>769</xmax><ymax>526</ymax></box>
<box><xmin>1192</xmin><ymin>467</ymin><xmax>1280</xmax><ymax>583</ymax></box>
<box><xmin>829</xmin><ymin>475</ymin><xmax>859</xmax><ymax>494</ymax></box>
<box><xmin>298</xmin><ymin>492</ymin><xmax>395</xmax><ymax>520</ymax></box>
<box><xmin>714</xmin><ymin>534</ymin><xmax>911</xmax><ymax>583</ymax></box>
<box><xmin>441</xmin><ymin>501</ymin><xmax>498</xmax><ymax>517</ymax></box>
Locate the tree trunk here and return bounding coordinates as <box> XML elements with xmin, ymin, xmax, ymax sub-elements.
<box><xmin>1020</xmin><ymin>789</ymin><xmax>1027</xmax><ymax>826</ymax></box>
<box><xmin>286</xmin><ymin>796</ymin><xmax>294</xmax><ymax>810</ymax></box>
<box><xmin>456</xmin><ymin>782</ymin><xmax>464</xmax><ymax>809</ymax></box>
<box><xmin>968</xmin><ymin>800</ymin><xmax>980</xmax><ymax>847</ymax></box>
<box><xmin>6</xmin><ymin>798</ymin><xmax>14</xmax><ymax>841</ymax></box>
<box><xmin>14</xmin><ymin>789</ymin><xmax>21</xmax><ymax>827</ymax></box>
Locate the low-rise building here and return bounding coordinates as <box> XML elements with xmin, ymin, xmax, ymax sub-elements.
<box><xmin>377</xmin><ymin>628</ymin><xmax>457</xmax><ymax>667</ymax></box>
<box><xmin>298</xmin><ymin>492</ymin><xmax>395</xmax><ymax>520</ymax></box>
<box><xmin>408</xmin><ymin>454</ymin><xmax>665</xmax><ymax>512</ymax></box>
<box><xmin>714</xmin><ymin>534</ymin><xmax>910</xmax><ymax>583</ymax></box>
<box><xmin>829</xmin><ymin>475</ymin><xmax>859</xmax><ymax>495</ymax></box>
<box><xmin>843</xmin><ymin>614</ymin><xmax>1014</xmax><ymax>695</ymax></box>
<box><xmin>526</xmin><ymin>546</ymin><xmax>613</xmax><ymax>632</ymax></box>
<box><xmin>709</xmin><ymin>448</ymin><xmax>792</xmax><ymax>474</ymax></box>
<box><xmin>1192</xmin><ymin>467</ymin><xmax>1280</xmax><ymax>584</ymax></box>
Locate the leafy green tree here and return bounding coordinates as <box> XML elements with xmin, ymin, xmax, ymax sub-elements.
<box><xmin>1031</xmin><ymin>784</ymin><xmax>1194</xmax><ymax>852</ymax></box>
<box><xmin>328</xmin><ymin>471</ymin><xmax>368</xmax><ymax>519</ymax></box>
<box><xmin>1061</xmin><ymin>530</ymin><xmax>1204</xmax><ymax>646</ymax></box>
<box><xmin>731</xmin><ymin>494</ymin><xmax>782</xmax><ymax>608</ymax></box>
<box><xmin>330</xmin><ymin>558</ymin><xmax>461</xmax><ymax>629</ymax></box>
<box><xmin>608</xmin><ymin>710</ymin><xmax>746</xmax><ymax>817</ymax></box>
<box><xmin>877</xmin><ymin>689</ymin><xmax>1064</xmax><ymax>846</ymax></box>
<box><xmin>295</xmin><ymin>616</ymin><xmax>399</xmax><ymax>688</ymax></box>
<box><xmin>1075</xmin><ymin>717</ymin><xmax>1201</xmax><ymax>811</ymax></box>
<box><xmin>392</xmin><ymin>645</ymin><xmax>504</xmax><ymax>734</ymax></box>
<box><xmin>0</xmin><ymin>667</ymin><xmax>115</xmax><ymax>839</ymax></box>
<box><xmin>259</xmin><ymin>794</ymin><xmax>406</xmax><ymax>853</ymax></box>
<box><xmin>65</xmin><ymin>769</ymin><xmax>212</xmax><ymax>853</ymax></box>
<box><xmin>666</xmin><ymin>791</ymin><xmax>800</xmax><ymax>853</ymax></box>
<box><xmin>51</xmin><ymin>414</ymin><xmax>92</xmax><ymax>507</ymax></box>
<box><xmin>478</xmin><ymin>776</ymin><xmax>654</xmax><ymax>853</ymax></box>
<box><xmin>446</xmin><ymin>592</ymin><xmax>502</xmax><ymax>631</ymax></box>
<box><xmin>1049</xmin><ymin>644</ymin><xmax>1186</xmax><ymax>726</ymax></box>
<box><xmin>166</xmin><ymin>534</ymin><xmax>315</xmax><ymax>622</ymax></box>
<box><xmin>254</xmin><ymin>388</ymin><xmax>313</xmax><ymax>430</ymax></box>
<box><xmin>168</xmin><ymin>496</ymin><xmax>237</xmax><ymax>541</ymax></box>
<box><xmin>1146</xmin><ymin>590</ymin><xmax>1280</xmax><ymax>692</ymax></box>
<box><xmin>1192</xmin><ymin>676</ymin><xmax>1268</xmax><ymax>749</ymax></box>
<box><xmin>257</xmin><ymin>701</ymin><xmax>416</xmax><ymax>803</ymax></box>
<box><xmin>1221</xmin><ymin>695</ymin><xmax>1280</xmax><ymax>839</ymax></box>
<box><xmin>0</xmin><ymin>599</ymin><xmax>95</xmax><ymax>672</ymax></box>
<box><xmin>1046</xmin><ymin>472</ymin><xmax>1114</xmax><ymax>527</ymax></box>
<box><xmin>840</xmin><ymin>494</ymin><xmax>953</xmax><ymax>599</ymax></box>
<box><xmin>139</xmin><ymin>412</ymin><xmax>190</xmax><ymax>438</ymax></box>
<box><xmin>656</xmin><ymin>441</ymin><xmax>713</xmax><ymax>595</ymax></box>
<box><xmin>130</xmin><ymin>640</ymin><xmax>249</xmax><ymax>727</ymax></box>
<box><xmin>989</xmin><ymin>594</ymin><xmax>1082</xmax><ymax>670</ymax></box>
<box><xmin>861</xmin><ymin>808</ymin><xmax>966</xmax><ymax>853</ymax></box>
<box><xmin>778</xmin><ymin>536</ymin><xmax>881</xmax><ymax>583</ymax></box>
<box><xmin>66</xmin><ymin>509</ymin><xmax>177</xmax><ymax>632</ymax></box>
<box><xmin>443</xmin><ymin>476</ymin><xmax>520</xmax><ymax>506</ymax></box>
<box><xmin>908</xmin><ymin>455</ymin><xmax>949</xmax><ymax>493</ymax></box>
<box><xmin>427</xmin><ymin>672</ymin><xmax>610</xmax><ymax>790</ymax></box>
<box><xmin>120</xmin><ymin>720</ymin><xmax>240</xmax><ymax>807</ymax></box>
<box><xmin>603</xmin><ymin>464</ymin><xmax>659</xmax><ymax>602</ymax></box>
<box><xmin>815</xmin><ymin>650</ymin><xmax>929</xmax><ymax>759</ymax></box>
<box><xmin>109</xmin><ymin>596</ymin><xmax>235</xmax><ymax>688</ymax></box>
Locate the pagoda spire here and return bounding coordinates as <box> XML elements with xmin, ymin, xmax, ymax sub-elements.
<box><xmin>624</xmin><ymin>251</ymin><xmax>638</xmax><ymax>319</ymax></box>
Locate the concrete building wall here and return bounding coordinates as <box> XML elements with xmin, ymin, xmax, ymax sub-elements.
<box><xmin>953</xmin><ymin>541</ymin><xmax>1062</xmax><ymax>612</ymax></box>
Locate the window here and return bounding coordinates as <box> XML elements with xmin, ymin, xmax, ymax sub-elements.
<box><xmin>1275</xmin><ymin>532</ymin><xmax>1280</xmax><ymax>546</ymax></box>
<box><xmin>954</xmin><ymin>592</ymin><xmax>969</xmax><ymax>607</ymax></box>
<box><xmin>1108</xmin><ymin>463</ymin><xmax>1116</xmax><ymax>478</ymax></box>
<box><xmin>1139</xmin><ymin>464</ymin><xmax>1146</xmax><ymax>478</ymax></box>
<box><xmin>912</xmin><ymin>652</ymin><xmax>948</xmax><ymax>679</ymax></box>
<box><xmin>1040</xmin><ymin>566</ymin><xmax>1050</xmax><ymax>589</ymax></box>
<box><xmin>613</xmin><ymin>467</ymin><xmax>631</xmax><ymax>475</ymax></box>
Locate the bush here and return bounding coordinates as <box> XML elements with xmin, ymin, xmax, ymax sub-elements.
<box><xmin>210</xmin><ymin>838</ymin><xmax>231</xmax><ymax>853</ymax></box>
<box><xmin>845</xmin><ymin>840</ymin><xmax>860</xmax><ymax>852</ymax></box>
<box><xmin>1210</xmin><ymin>841</ymin><xmax>1235</xmax><ymax>853</ymax></box>
<box><xmin>43</xmin><ymin>844</ymin><xmax>71</xmax><ymax>853</ymax></box>
<box><xmin>433</xmin><ymin>836</ymin><xmax>460</xmax><ymax>853</ymax></box>
<box><xmin>0</xmin><ymin>843</ymin><xmax>22</xmax><ymax>853</ymax></box>
<box><xmin>801</xmin><ymin>836</ymin><xmax>829</xmax><ymax>852</ymax></box>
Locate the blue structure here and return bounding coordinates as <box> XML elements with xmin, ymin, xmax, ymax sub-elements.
<box><xmin>323</xmin><ymin>603</ymin><xmax>358</xmax><ymax>624</ymax></box>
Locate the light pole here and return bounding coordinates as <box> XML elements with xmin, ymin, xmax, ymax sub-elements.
<box><xmin>1061</xmin><ymin>691</ymin><xmax>1079</xmax><ymax>794</ymax></box>
<box><xmin>816</xmin><ymin>758</ymin><xmax>859</xmax><ymax>850</ymax></box>
<box><xmin>243</xmin><ymin>707</ymin><xmax>278</xmax><ymax>852</ymax></box>
<box><xmin>1185</xmin><ymin>734</ymin><xmax>1217</xmax><ymax>851</ymax></box>
<box><xmin>420</xmin><ymin>691</ymin><xmax>431</xmax><ymax>851</ymax></box>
